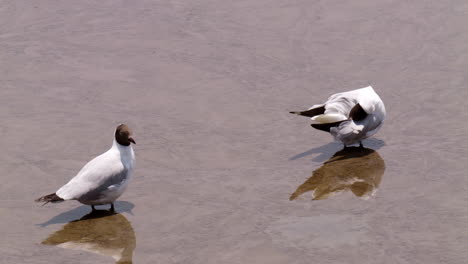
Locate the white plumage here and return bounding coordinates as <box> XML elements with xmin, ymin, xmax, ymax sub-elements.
<box><xmin>56</xmin><ymin>139</ymin><xmax>135</xmax><ymax>205</ymax></box>
<box><xmin>290</xmin><ymin>86</ymin><xmax>386</xmax><ymax>145</ymax></box>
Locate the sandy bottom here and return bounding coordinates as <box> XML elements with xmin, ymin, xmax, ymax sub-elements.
<box><xmin>1</xmin><ymin>1</ymin><xmax>467</xmax><ymax>263</ymax></box>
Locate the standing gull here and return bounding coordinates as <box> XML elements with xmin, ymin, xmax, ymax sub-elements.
<box><xmin>36</xmin><ymin>124</ymin><xmax>136</xmax><ymax>211</ymax></box>
<box><xmin>290</xmin><ymin>86</ymin><xmax>386</xmax><ymax>146</ymax></box>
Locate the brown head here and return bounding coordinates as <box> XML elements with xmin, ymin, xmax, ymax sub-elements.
<box><xmin>115</xmin><ymin>124</ymin><xmax>136</xmax><ymax>146</ymax></box>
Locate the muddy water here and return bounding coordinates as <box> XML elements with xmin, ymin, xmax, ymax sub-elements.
<box><xmin>1</xmin><ymin>1</ymin><xmax>467</xmax><ymax>264</ymax></box>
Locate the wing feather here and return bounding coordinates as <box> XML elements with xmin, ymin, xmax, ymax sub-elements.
<box><xmin>56</xmin><ymin>150</ymin><xmax>126</xmax><ymax>200</ymax></box>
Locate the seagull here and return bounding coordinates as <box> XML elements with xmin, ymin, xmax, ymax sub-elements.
<box><xmin>290</xmin><ymin>86</ymin><xmax>386</xmax><ymax>146</ymax></box>
<box><xmin>36</xmin><ymin>124</ymin><xmax>136</xmax><ymax>212</ymax></box>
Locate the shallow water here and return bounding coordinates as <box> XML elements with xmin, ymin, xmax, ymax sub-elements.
<box><xmin>1</xmin><ymin>1</ymin><xmax>467</xmax><ymax>263</ymax></box>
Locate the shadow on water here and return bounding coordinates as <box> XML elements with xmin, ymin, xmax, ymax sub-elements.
<box><xmin>41</xmin><ymin>210</ymin><xmax>136</xmax><ymax>264</ymax></box>
<box><xmin>37</xmin><ymin>201</ymin><xmax>135</xmax><ymax>227</ymax></box>
<box><xmin>289</xmin><ymin>138</ymin><xmax>385</xmax><ymax>162</ymax></box>
<box><xmin>290</xmin><ymin>147</ymin><xmax>385</xmax><ymax>201</ymax></box>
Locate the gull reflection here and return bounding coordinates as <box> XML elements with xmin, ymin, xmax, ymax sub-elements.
<box><xmin>42</xmin><ymin>210</ymin><xmax>136</xmax><ymax>264</ymax></box>
<box><xmin>290</xmin><ymin>147</ymin><xmax>385</xmax><ymax>201</ymax></box>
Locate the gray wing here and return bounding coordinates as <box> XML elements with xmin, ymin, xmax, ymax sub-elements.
<box><xmin>76</xmin><ymin>168</ymin><xmax>129</xmax><ymax>202</ymax></box>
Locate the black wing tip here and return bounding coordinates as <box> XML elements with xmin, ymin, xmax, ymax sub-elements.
<box><xmin>35</xmin><ymin>193</ymin><xmax>64</xmax><ymax>205</ymax></box>
<box><xmin>289</xmin><ymin>106</ymin><xmax>326</xmax><ymax>118</ymax></box>
<box><xmin>311</xmin><ymin>123</ymin><xmax>329</xmax><ymax>132</ymax></box>
<box><xmin>311</xmin><ymin>121</ymin><xmax>345</xmax><ymax>132</ymax></box>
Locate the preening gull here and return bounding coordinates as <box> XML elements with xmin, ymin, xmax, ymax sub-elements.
<box><xmin>290</xmin><ymin>86</ymin><xmax>386</xmax><ymax>146</ymax></box>
<box><xmin>36</xmin><ymin>124</ymin><xmax>136</xmax><ymax>211</ymax></box>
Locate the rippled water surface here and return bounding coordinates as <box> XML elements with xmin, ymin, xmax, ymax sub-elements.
<box><xmin>1</xmin><ymin>1</ymin><xmax>467</xmax><ymax>263</ymax></box>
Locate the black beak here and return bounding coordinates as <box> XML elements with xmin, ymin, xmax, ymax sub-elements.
<box><xmin>129</xmin><ymin>137</ymin><xmax>136</xmax><ymax>144</ymax></box>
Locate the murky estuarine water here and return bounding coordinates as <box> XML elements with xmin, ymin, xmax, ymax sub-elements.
<box><xmin>1</xmin><ymin>1</ymin><xmax>467</xmax><ymax>263</ymax></box>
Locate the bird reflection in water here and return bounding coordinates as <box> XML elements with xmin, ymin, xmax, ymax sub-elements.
<box><xmin>42</xmin><ymin>210</ymin><xmax>136</xmax><ymax>264</ymax></box>
<box><xmin>290</xmin><ymin>147</ymin><xmax>385</xmax><ymax>200</ymax></box>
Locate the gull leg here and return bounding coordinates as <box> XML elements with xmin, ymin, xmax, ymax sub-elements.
<box><xmin>359</xmin><ymin>141</ymin><xmax>364</xmax><ymax>148</ymax></box>
<box><xmin>110</xmin><ymin>203</ymin><xmax>115</xmax><ymax>212</ymax></box>
<box><xmin>91</xmin><ymin>205</ymin><xmax>96</xmax><ymax>211</ymax></box>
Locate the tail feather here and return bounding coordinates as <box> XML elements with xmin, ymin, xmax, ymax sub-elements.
<box><xmin>35</xmin><ymin>193</ymin><xmax>64</xmax><ymax>205</ymax></box>
<box><xmin>289</xmin><ymin>106</ymin><xmax>325</xmax><ymax>118</ymax></box>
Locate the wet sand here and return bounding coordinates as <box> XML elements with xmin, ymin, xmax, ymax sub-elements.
<box><xmin>1</xmin><ymin>1</ymin><xmax>468</xmax><ymax>263</ymax></box>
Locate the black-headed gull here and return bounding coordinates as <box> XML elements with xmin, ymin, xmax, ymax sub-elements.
<box><xmin>290</xmin><ymin>86</ymin><xmax>386</xmax><ymax>146</ymax></box>
<box><xmin>36</xmin><ymin>124</ymin><xmax>136</xmax><ymax>211</ymax></box>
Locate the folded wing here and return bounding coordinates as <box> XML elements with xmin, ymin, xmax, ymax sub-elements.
<box><xmin>56</xmin><ymin>152</ymin><xmax>126</xmax><ymax>201</ymax></box>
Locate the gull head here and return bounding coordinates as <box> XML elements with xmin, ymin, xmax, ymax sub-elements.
<box><xmin>115</xmin><ymin>124</ymin><xmax>136</xmax><ymax>146</ymax></box>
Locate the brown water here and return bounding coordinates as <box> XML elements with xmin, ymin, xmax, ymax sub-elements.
<box><xmin>1</xmin><ymin>1</ymin><xmax>467</xmax><ymax>263</ymax></box>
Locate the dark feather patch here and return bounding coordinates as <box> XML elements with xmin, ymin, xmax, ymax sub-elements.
<box><xmin>289</xmin><ymin>106</ymin><xmax>325</xmax><ymax>118</ymax></box>
<box><xmin>311</xmin><ymin>121</ymin><xmax>345</xmax><ymax>132</ymax></box>
<box><xmin>115</xmin><ymin>124</ymin><xmax>134</xmax><ymax>146</ymax></box>
<box><xmin>349</xmin><ymin>103</ymin><xmax>367</xmax><ymax>121</ymax></box>
<box><xmin>35</xmin><ymin>193</ymin><xmax>64</xmax><ymax>205</ymax></box>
